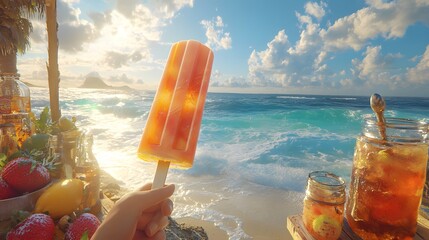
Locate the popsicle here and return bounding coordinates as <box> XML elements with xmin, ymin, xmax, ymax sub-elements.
<box><xmin>138</xmin><ymin>40</ymin><xmax>214</xmax><ymax>189</ymax></box>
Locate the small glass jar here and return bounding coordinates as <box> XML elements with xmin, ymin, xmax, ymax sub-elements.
<box><xmin>346</xmin><ymin>117</ymin><xmax>428</xmax><ymax>239</ymax></box>
<box><xmin>75</xmin><ymin>132</ymin><xmax>101</xmax><ymax>214</ymax></box>
<box><xmin>302</xmin><ymin>171</ymin><xmax>345</xmax><ymax>240</ymax></box>
<box><xmin>0</xmin><ymin>123</ymin><xmax>19</xmax><ymax>158</ymax></box>
<box><xmin>59</xmin><ymin>129</ymin><xmax>82</xmax><ymax>178</ymax></box>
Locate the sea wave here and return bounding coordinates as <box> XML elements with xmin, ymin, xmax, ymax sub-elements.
<box><xmin>276</xmin><ymin>95</ymin><xmax>316</xmax><ymax>100</ymax></box>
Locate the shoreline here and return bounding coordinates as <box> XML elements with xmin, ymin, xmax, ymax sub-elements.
<box><xmin>100</xmin><ymin>169</ymin><xmax>300</xmax><ymax>239</ymax></box>
<box><xmin>100</xmin><ymin>169</ymin><xmax>229</xmax><ymax>239</ymax></box>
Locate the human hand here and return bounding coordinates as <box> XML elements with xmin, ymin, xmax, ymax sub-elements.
<box><xmin>92</xmin><ymin>183</ymin><xmax>175</xmax><ymax>240</ymax></box>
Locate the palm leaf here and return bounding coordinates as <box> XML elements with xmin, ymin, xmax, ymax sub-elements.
<box><xmin>0</xmin><ymin>0</ymin><xmax>45</xmax><ymax>54</ymax></box>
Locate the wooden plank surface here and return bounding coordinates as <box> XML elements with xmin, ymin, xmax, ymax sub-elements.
<box><xmin>287</xmin><ymin>214</ymin><xmax>429</xmax><ymax>240</ymax></box>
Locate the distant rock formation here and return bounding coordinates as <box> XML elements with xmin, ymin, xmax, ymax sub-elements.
<box><xmin>23</xmin><ymin>81</ymin><xmax>42</xmax><ymax>88</ymax></box>
<box><xmin>80</xmin><ymin>76</ymin><xmax>133</xmax><ymax>91</ymax></box>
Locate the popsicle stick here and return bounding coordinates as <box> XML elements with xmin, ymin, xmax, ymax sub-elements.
<box><xmin>152</xmin><ymin>161</ymin><xmax>170</xmax><ymax>189</ymax></box>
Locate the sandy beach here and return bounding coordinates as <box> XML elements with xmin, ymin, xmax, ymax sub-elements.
<box><xmin>100</xmin><ymin>169</ymin><xmax>301</xmax><ymax>239</ymax></box>
<box><xmin>174</xmin><ymin>179</ymin><xmax>303</xmax><ymax>239</ymax></box>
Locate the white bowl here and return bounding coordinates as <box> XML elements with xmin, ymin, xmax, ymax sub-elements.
<box><xmin>0</xmin><ymin>182</ymin><xmax>52</xmax><ymax>221</ymax></box>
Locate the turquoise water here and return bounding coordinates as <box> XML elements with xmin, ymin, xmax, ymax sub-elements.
<box><xmin>30</xmin><ymin>88</ymin><xmax>429</xmax><ymax>238</ymax></box>
<box><xmin>31</xmin><ymin>89</ymin><xmax>429</xmax><ymax>190</ymax></box>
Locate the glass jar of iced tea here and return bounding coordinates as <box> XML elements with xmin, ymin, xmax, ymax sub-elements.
<box><xmin>346</xmin><ymin>117</ymin><xmax>429</xmax><ymax>240</ymax></box>
<box><xmin>302</xmin><ymin>171</ymin><xmax>346</xmax><ymax>240</ymax></box>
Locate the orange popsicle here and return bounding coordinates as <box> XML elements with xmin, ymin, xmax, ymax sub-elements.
<box><xmin>138</xmin><ymin>40</ymin><xmax>214</xmax><ymax>188</ymax></box>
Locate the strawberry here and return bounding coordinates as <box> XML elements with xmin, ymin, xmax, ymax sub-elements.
<box><xmin>6</xmin><ymin>213</ymin><xmax>55</xmax><ymax>240</ymax></box>
<box><xmin>0</xmin><ymin>177</ymin><xmax>19</xmax><ymax>200</ymax></box>
<box><xmin>1</xmin><ymin>157</ymin><xmax>50</xmax><ymax>193</ymax></box>
<box><xmin>65</xmin><ymin>213</ymin><xmax>101</xmax><ymax>240</ymax></box>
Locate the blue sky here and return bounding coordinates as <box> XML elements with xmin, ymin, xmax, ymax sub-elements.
<box><xmin>20</xmin><ymin>0</ymin><xmax>429</xmax><ymax>96</ymax></box>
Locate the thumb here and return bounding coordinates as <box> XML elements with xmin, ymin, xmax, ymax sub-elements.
<box><xmin>136</xmin><ymin>184</ymin><xmax>175</xmax><ymax>211</ymax></box>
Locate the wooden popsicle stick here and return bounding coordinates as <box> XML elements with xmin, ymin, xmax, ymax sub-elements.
<box><xmin>152</xmin><ymin>161</ymin><xmax>170</xmax><ymax>189</ymax></box>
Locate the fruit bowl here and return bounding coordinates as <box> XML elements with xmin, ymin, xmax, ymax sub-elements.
<box><xmin>0</xmin><ymin>182</ymin><xmax>52</xmax><ymax>221</ymax></box>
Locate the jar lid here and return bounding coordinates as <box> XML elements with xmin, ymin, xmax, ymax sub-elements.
<box><xmin>308</xmin><ymin>171</ymin><xmax>345</xmax><ymax>188</ymax></box>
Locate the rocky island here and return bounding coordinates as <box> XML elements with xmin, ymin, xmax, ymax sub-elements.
<box><xmin>80</xmin><ymin>76</ymin><xmax>133</xmax><ymax>91</ymax></box>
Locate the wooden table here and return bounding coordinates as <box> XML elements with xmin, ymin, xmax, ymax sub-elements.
<box><xmin>287</xmin><ymin>214</ymin><xmax>429</xmax><ymax>240</ymax></box>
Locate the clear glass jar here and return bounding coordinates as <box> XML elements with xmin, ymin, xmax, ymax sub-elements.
<box><xmin>346</xmin><ymin>117</ymin><xmax>429</xmax><ymax>240</ymax></box>
<box><xmin>302</xmin><ymin>171</ymin><xmax>345</xmax><ymax>240</ymax></box>
<box><xmin>75</xmin><ymin>132</ymin><xmax>101</xmax><ymax>214</ymax></box>
<box><xmin>0</xmin><ymin>73</ymin><xmax>31</xmax><ymax>114</ymax></box>
<box><xmin>0</xmin><ymin>123</ymin><xmax>18</xmax><ymax>158</ymax></box>
<box><xmin>59</xmin><ymin>129</ymin><xmax>82</xmax><ymax>178</ymax></box>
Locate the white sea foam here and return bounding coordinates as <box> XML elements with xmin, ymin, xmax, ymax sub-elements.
<box><xmin>276</xmin><ymin>96</ymin><xmax>316</xmax><ymax>100</ymax></box>
<box><xmin>330</xmin><ymin>97</ymin><xmax>357</xmax><ymax>100</ymax></box>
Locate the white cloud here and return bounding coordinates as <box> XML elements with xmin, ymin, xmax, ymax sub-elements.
<box><xmin>245</xmin><ymin>0</ymin><xmax>429</xmax><ymax>93</ymax></box>
<box><xmin>201</xmin><ymin>16</ymin><xmax>232</xmax><ymax>51</ymax></box>
<box><xmin>321</xmin><ymin>0</ymin><xmax>429</xmax><ymax>51</ymax></box>
<box><xmin>351</xmin><ymin>45</ymin><xmax>403</xmax><ymax>88</ymax></box>
<box><xmin>151</xmin><ymin>0</ymin><xmax>194</xmax><ymax>18</ymax></box>
<box><xmin>356</xmin><ymin>46</ymin><xmax>385</xmax><ymax>77</ymax></box>
<box><xmin>23</xmin><ymin>0</ymin><xmax>194</xmax><ymax>88</ymax></box>
<box><xmin>248</xmin><ymin>19</ymin><xmax>327</xmax><ymax>88</ymax></box>
<box><xmin>407</xmin><ymin>45</ymin><xmax>429</xmax><ymax>83</ymax></box>
<box><xmin>304</xmin><ymin>1</ymin><xmax>327</xmax><ymax>20</ymax></box>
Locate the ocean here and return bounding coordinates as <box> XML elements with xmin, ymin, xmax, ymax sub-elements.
<box><xmin>30</xmin><ymin>87</ymin><xmax>429</xmax><ymax>239</ymax></box>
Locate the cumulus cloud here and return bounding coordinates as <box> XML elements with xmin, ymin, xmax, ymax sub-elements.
<box><xmin>304</xmin><ymin>1</ymin><xmax>327</xmax><ymax>20</ymax></box>
<box><xmin>321</xmin><ymin>0</ymin><xmax>429</xmax><ymax>51</ymax></box>
<box><xmin>248</xmin><ymin>18</ymin><xmax>328</xmax><ymax>88</ymax></box>
<box><xmin>351</xmin><ymin>45</ymin><xmax>403</xmax><ymax>88</ymax></box>
<box><xmin>407</xmin><ymin>45</ymin><xmax>429</xmax><ymax>83</ymax></box>
<box><xmin>26</xmin><ymin>0</ymin><xmax>193</xmax><ymax>78</ymax></box>
<box><xmin>28</xmin><ymin>0</ymin><xmax>97</xmax><ymax>52</ymax></box>
<box><xmin>210</xmin><ymin>70</ymin><xmax>251</xmax><ymax>88</ymax></box>
<box><xmin>151</xmin><ymin>0</ymin><xmax>194</xmax><ymax>18</ymax></box>
<box><xmin>246</xmin><ymin>0</ymin><xmax>429</xmax><ymax>92</ymax></box>
<box><xmin>104</xmin><ymin>51</ymin><xmax>146</xmax><ymax>68</ymax></box>
<box><xmin>56</xmin><ymin>1</ymin><xmax>98</xmax><ymax>52</ymax></box>
<box><xmin>201</xmin><ymin>16</ymin><xmax>232</xmax><ymax>50</ymax></box>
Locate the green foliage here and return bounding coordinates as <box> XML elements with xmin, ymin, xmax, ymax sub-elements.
<box><xmin>31</xmin><ymin>107</ymin><xmax>54</xmax><ymax>134</ymax></box>
<box><xmin>0</xmin><ymin>0</ymin><xmax>45</xmax><ymax>55</ymax></box>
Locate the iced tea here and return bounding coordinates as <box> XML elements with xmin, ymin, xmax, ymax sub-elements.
<box><xmin>346</xmin><ymin>118</ymin><xmax>429</xmax><ymax>239</ymax></box>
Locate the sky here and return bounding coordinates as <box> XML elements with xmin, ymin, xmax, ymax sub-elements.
<box><xmin>18</xmin><ymin>0</ymin><xmax>429</xmax><ymax>97</ymax></box>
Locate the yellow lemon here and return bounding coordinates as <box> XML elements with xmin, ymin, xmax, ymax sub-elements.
<box><xmin>35</xmin><ymin>179</ymin><xmax>84</xmax><ymax>218</ymax></box>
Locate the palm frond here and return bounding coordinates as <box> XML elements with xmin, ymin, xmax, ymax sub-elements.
<box><xmin>0</xmin><ymin>0</ymin><xmax>46</xmax><ymax>54</ymax></box>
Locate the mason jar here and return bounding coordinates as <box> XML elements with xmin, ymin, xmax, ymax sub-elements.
<box><xmin>346</xmin><ymin>117</ymin><xmax>429</xmax><ymax>239</ymax></box>
<box><xmin>302</xmin><ymin>171</ymin><xmax>346</xmax><ymax>240</ymax></box>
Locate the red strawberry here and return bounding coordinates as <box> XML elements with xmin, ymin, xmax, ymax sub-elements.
<box><xmin>65</xmin><ymin>213</ymin><xmax>101</xmax><ymax>240</ymax></box>
<box><xmin>0</xmin><ymin>177</ymin><xmax>19</xmax><ymax>200</ymax></box>
<box><xmin>1</xmin><ymin>157</ymin><xmax>50</xmax><ymax>193</ymax></box>
<box><xmin>6</xmin><ymin>213</ymin><xmax>55</xmax><ymax>240</ymax></box>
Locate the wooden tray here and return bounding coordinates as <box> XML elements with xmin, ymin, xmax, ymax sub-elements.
<box><xmin>287</xmin><ymin>214</ymin><xmax>429</xmax><ymax>240</ymax></box>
